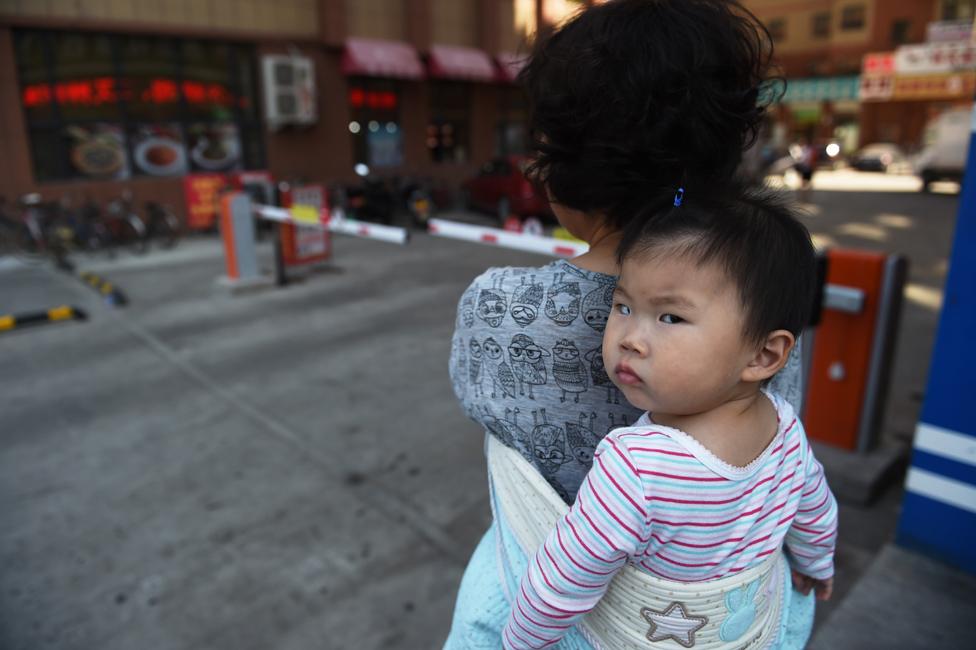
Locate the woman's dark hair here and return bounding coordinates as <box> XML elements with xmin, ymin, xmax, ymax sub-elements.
<box><xmin>616</xmin><ymin>186</ymin><xmax>816</xmax><ymax>344</ymax></box>
<box><xmin>518</xmin><ymin>0</ymin><xmax>779</xmax><ymax>231</ymax></box>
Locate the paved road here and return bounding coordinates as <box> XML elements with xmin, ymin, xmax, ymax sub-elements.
<box><xmin>0</xmin><ymin>172</ymin><xmax>961</xmax><ymax>649</ymax></box>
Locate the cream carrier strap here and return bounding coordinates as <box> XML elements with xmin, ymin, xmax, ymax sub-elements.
<box><xmin>488</xmin><ymin>435</ymin><xmax>785</xmax><ymax>650</ymax></box>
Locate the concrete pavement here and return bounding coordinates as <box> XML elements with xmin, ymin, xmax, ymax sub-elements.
<box><xmin>0</xmin><ymin>173</ymin><xmax>966</xmax><ymax>649</ymax></box>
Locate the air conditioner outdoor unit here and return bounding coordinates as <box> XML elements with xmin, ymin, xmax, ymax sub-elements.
<box><xmin>261</xmin><ymin>54</ymin><xmax>317</xmax><ymax>130</ymax></box>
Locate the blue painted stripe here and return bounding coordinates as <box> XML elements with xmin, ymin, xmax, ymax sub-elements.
<box><xmin>897</xmin><ymin>492</ymin><xmax>976</xmax><ymax>575</ymax></box>
<box><xmin>911</xmin><ymin>448</ymin><xmax>976</xmax><ymax>488</ymax></box>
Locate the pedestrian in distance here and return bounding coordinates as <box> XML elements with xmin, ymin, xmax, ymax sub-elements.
<box><xmin>444</xmin><ymin>1</ymin><xmax>812</xmax><ymax>648</ymax></box>
<box><xmin>501</xmin><ymin>186</ymin><xmax>837</xmax><ymax>649</ymax></box>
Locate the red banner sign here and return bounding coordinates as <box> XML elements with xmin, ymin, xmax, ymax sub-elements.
<box><xmin>183</xmin><ymin>173</ymin><xmax>228</xmax><ymax>231</ymax></box>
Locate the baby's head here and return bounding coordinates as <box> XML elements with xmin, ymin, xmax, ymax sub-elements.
<box><xmin>519</xmin><ymin>0</ymin><xmax>776</xmax><ymax>232</ymax></box>
<box><xmin>603</xmin><ymin>188</ymin><xmax>816</xmax><ymax>415</ymax></box>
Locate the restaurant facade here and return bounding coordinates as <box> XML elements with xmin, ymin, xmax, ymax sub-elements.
<box><xmin>0</xmin><ymin>0</ymin><xmax>561</xmax><ymax>223</ymax></box>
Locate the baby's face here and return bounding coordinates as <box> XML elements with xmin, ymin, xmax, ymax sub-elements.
<box><xmin>602</xmin><ymin>251</ymin><xmax>757</xmax><ymax>416</ymax></box>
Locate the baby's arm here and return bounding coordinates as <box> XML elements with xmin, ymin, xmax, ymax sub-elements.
<box><xmin>784</xmin><ymin>442</ymin><xmax>838</xmax><ymax>598</ymax></box>
<box><xmin>502</xmin><ymin>434</ymin><xmax>649</xmax><ymax>649</ymax></box>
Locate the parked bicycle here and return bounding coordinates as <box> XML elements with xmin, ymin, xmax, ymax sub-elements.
<box><xmin>143</xmin><ymin>201</ymin><xmax>181</xmax><ymax>249</ymax></box>
<box><xmin>104</xmin><ymin>191</ymin><xmax>148</xmax><ymax>254</ymax></box>
<box><xmin>0</xmin><ymin>193</ymin><xmax>64</xmax><ymax>259</ymax></box>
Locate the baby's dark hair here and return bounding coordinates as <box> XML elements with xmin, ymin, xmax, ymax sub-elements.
<box><xmin>617</xmin><ymin>187</ymin><xmax>817</xmax><ymax>345</ymax></box>
<box><xmin>518</xmin><ymin>0</ymin><xmax>777</xmax><ymax>232</ymax></box>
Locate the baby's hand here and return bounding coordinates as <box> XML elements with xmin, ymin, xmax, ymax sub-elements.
<box><xmin>790</xmin><ymin>570</ymin><xmax>833</xmax><ymax>601</ymax></box>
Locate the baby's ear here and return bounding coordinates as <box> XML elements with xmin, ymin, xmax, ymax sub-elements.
<box><xmin>741</xmin><ymin>330</ymin><xmax>794</xmax><ymax>383</ymax></box>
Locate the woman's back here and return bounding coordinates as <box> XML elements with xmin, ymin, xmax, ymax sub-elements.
<box><xmin>449</xmin><ymin>260</ymin><xmax>644</xmax><ymax>503</ymax></box>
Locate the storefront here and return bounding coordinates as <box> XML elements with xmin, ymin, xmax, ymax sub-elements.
<box><xmin>777</xmin><ymin>75</ymin><xmax>862</xmax><ymax>152</ymax></box>
<box><xmin>14</xmin><ymin>30</ymin><xmax>264</xmax><ymax>185</ymax></box>
<box><xmin>0</xmin><ymin>1</ymin><xmax>535</xmax><ymax>222</ymax></box>
<box><xmin>859</xmin><ymin>41</ymin><xmax>976</xmax><ymax>150</ymax></box>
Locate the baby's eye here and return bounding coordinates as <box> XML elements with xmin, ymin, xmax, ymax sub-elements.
<box><xmin>660</xmin><ymin>313</ymin><xmax>684</xmax><ymax>324</ymax></box>
<box><xmin>614</xmin><ymin>303</ymin><xmax>631</xmax><ymax>316</ymax></box>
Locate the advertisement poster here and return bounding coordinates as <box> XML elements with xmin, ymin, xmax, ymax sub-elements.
<box><xmin>183</xmin><ymin>173</ymin><xmax>228</xmax><ymax>231</ymax></box>
<box><xmin>282</xmin><ymin>184</ymin><xmax>330</xmax><ymax>266</ymax></box>
<box><xmin>66</xmin><ymin>123</ymin><xmax>130</xmax><ymax>180</ymax></box>
<box><xmin>131</xmin><ymin>123</ymin><xmax>188</xmax><ymax>177</ymax></box>
<box><xmin>187</xmin><ymin>123</ymin><xmax>242</xmax><ymax>173</ymax></box>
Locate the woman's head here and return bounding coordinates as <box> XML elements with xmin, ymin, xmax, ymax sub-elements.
<box><xmin>519</xmin><ymin>0</ymin><xmax>776</xmax><ymax>232</ymax></box>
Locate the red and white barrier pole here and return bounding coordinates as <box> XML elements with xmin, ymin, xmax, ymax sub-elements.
<box><xmin>253</xmin><ymin>205</ymin><xmax>409</xmax><ymax>246</ymax></box>
<box><xmin>426</xmin><ymin>218</ymin><xmax>588</xmax><ymax>258</ymax></box>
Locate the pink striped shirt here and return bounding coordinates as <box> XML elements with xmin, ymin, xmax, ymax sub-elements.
<box><xmin>503</xmin><ymin>392</ymin><xmax>838</xmax><ymax>649</ymax></box>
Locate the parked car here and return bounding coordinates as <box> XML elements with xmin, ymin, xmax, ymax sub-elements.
<box><xmin>849</xmin><ymin>143</ymin><xmax>907</xmax><ymax>172</ymax></box>
<box><xmin>915</xmin><ymin>107</ymin><xmax>971</xmax><ymax>192</ymax></box>
<box><xmin>460</xmin><ymin>156</ymin><xmax>552</xmax><ymax>222</ymax></box>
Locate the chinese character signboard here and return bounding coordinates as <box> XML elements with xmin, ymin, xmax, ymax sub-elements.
<box><xmin>183</xmin><ymin>173</ymin><xmax>228</xmax><ymax>230</ymax></box>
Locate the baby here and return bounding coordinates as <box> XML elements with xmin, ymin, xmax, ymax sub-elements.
<box><xmin>503</xmin><ymin>188</ymin><xmax>837</xmax><ymax>649</ymax></box>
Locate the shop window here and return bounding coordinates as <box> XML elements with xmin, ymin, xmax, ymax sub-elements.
<box><xmin>840</xmin><ymin>5</ymin><xmax>865</xmax><ymax>31</ymax></box>
<box><xmin>942</xmin><ymin>0</ymin><xmax>976</xmax><ymax>21</ymax></box>
<box><xmin>14</xmin><ymin>30</ymin><xmax>263</xmax><ymax>183</ymax></box>
<box><xmin>429</xmin><ymin>82</ymin><xmax>471</xmax><ymax>163</ymax></box>
<box><xmin>891</xmin><ymin>20</ymin><xmax>911</xmax><ymax>46</ymax></box>
<box><xmin>812</xmin><ymin>13</ymin><xmax>831</xmax><ymax>39</ymax></box>
<box><xmin>768</xmin><ymin>18</ymin><xmax>787</xmax><ymax>43</ymax></box>
<box><xmin>347</xmin><ymin>79</ymin><xmax>402</xmax><ymax>168</ymax></box>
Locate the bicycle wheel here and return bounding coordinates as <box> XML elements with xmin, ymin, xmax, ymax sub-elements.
<box><xmin>125</xmin><ymin>215</ymin><xmax>148</xmax><ymax>255</ymax></box>
<box><xmin>156</xmin><ymin>211</ymin><xmax>181</xmax><ymax>249</ymax></box>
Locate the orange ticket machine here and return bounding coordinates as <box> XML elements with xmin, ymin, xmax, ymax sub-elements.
<box><xmin>804</xmin><ymin>250</ymin><xmax>908</xmax><ymax>452</ymax></box>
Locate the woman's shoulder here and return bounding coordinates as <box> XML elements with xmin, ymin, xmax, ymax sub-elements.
<box><xmin>454</xmin><ymin>259</ymin><xmax>619</xmax><ymax>335</ymax></box>
<box><xmin>466</xmin><ymin>259</ymin><xmax>617</xmax><ymax>288</ymax></box>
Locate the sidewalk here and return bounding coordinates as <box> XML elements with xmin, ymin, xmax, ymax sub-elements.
<box><xmin>810</xmin><ymin>543</ymin><xmax>976</xmax><ymax>649</ymax></box>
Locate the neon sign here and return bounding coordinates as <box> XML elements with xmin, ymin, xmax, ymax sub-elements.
<box><xmin>22</xmin><ymin>77</ymin><xmax>246</xmax><ymax>109</ymax></box>
<box><xmin>348</xmin><ymin>88</ymin><xmax>397</xmax><ymax>110</ymax></box>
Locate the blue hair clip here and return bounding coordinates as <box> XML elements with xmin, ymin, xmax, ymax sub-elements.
<box><xmin>673</xmin><ymin>187</ymin><xmax>685</xmax><ymax>207</ymax></box>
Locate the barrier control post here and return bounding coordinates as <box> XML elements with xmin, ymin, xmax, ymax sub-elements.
<box><xmin>803</xmin><ymin>249</ymin><xmax>908</xmax><ymax>453</ymax></box>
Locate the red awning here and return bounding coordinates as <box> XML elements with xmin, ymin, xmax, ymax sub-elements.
<box><xmin>495</xmin><ymin>52</ymin><xmax>528</xmax><ymax>83</ymax></box>
<box><xmin>428</xmin><ymin>44</ymin><xmax>496</xmax><ymax>82</ymax></box>
<box><xmin>341</xmin><ymin>38</ymin><xmax>425</xmax><ymax>80</ymax></box>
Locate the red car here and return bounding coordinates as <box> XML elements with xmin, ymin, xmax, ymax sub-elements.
<box><xmin>461</xmin><ymin>156</ymin><xmax>552</xmax><ymax>222</ymax></box>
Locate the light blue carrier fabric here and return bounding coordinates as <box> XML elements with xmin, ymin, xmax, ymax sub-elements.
<box><xmin>445</xmin><ymin>260</ymin><xmax>811</xmax><ymax>648</ymax></box>
<box><xmin>444</xmin><ymin>506</ymin><xmax>816</xmax><ymax>649</ymax></box>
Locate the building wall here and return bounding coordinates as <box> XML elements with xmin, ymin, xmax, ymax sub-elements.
<box><xmin>746</xmin><ymin>0</ymin><xmax>938</xmax><ymax>76</ymax></box>
<box><xmin>0</xmin><ymin>0</ymin><xmax>319</xmax><ymax>37</ymax></box>
<box><xmin>431</xmin><ymin>0</ymin><xmax>477</xmax><ymax>47</ymax></box>
<box><xmin>0</xmin><ymin>0</ymin><xmax>540</xmax><ymax>212</ymax></box>
<box><xmin>345</xmin><ymin>0</ymin><xmax>406</xmax><ymax>41</ymax></box>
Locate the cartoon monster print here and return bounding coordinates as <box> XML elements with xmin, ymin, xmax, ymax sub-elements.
<box><xmin>565</xmin><ymin>412</ymin><xmax>600</xmax><ymax>470</ymax></box>
<box><xmin>468</xmin><ymin>338</ymin><xmax>484</xmax><ymax>397</ymax></box>
<box><xmin>483</xmin><ymin>407</ymin><xmax>531</xmax><ymax>456</ymax></box>
<box><xmin>551</xmin><ymin>339</ymin><xmax>588</xmax><ymax>403</ymax></box>
<box><xmin>606</xmin><ymin>412</ymin><xmax>631</xmax><ymax>435</ymax></box>
<box><xmin>451</xmin><ymin>337</ymin><xmax>467</xmax><ymax>400</ymax></box>
<box><xmin>530</xmin><ymin>409</ymin><xmax>570</xmax><ymax>475</ymax></box>
<box><xmin>584</xmin><ymin>346</ymin><xmax>621</xmax><ymax>404</ymax></box>
<box><xmin>483</xmin><ymin>336</ymin><xmax>517</xmax><ymax>399</ymax></box>
<box><xmin>459</xmin><ymin>285</ymin><xmax>478</xmax><ymax>328</ymax></box>
<box><xmin>510</xmin><ymin>275</ymin><xmax>544</xmax><ymax>327</ymax></box>
<box><xmin>551</xmin><ymin>476</ymin><xmax>573</xmax><ymax>504</ymax></box>
<box><xmin>544</xmin><ymin>273</ymin><xmax>581</xmax><ymax>327</ymax></box>
<box><xmin>508</xmin><ymin>333</ymin><xmax>549</xmax><ymax>399</ymax></box>
<box><xmin>581</xmin><ymin>282</ymin><xmax>614</xmax><ymax>333</ymax></box>
<box><xmin>476</xmin><ymin>273</ymin><xmax>509</xmax><ymax>328</ymax></box>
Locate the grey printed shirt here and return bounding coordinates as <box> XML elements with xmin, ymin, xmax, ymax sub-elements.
<box><xmin>449</xmin><ymin>259</ymin><xmax>803</xmax><ymax>504</ymax></box>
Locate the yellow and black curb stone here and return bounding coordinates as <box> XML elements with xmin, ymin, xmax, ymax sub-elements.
<box><xmin>79</xmin><ymin>271</ymin><xmax>128</xmax><ymax>306</ymax></box>
<box><xmin>0</xmin><ymin>305</ymin><xmax>88</xmax><ymax>332</ymax></box>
